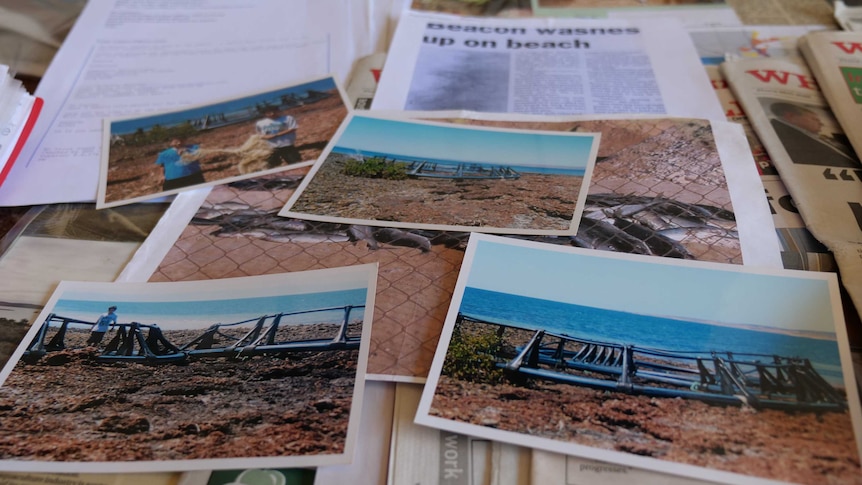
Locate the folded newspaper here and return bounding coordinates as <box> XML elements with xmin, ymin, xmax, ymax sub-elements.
<box><xmin>721</xmin><ymin>56</ymin><xmax>862</xmax><ymax>316</ymax></box>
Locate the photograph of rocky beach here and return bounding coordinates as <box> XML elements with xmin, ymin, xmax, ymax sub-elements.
<box><xmin>290</xmin><ymin>152</ymin><xmax>587</xmax><ymax>231</ymax></box>
<box><xmin>0</xmin><ymin>328</ymin><xmax>359</xmax><ymax>463</ymax></box>
<box><xmin>103</xmin><ymin>77</ymin><xmax>348</xmax><ymax>205</ymax></box>
<box><xmin>0</xmin><ymin>270</ymin><xmax>374</xmax><ymax>472</ymax></box>
<box><xmin>284</xmin><ymin>115</ymin><xmax>598</xmax><ymax>233</ymax></box>
<box><xmin>421</xmin><ymin>235</ymin><xmax>862</xmax><ymax>485</ymax></box>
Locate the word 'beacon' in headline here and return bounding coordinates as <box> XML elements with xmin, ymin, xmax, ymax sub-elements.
<box><xmin>423</xmin><ymin>23</ymin><xmax>641</xmax><ymax>50</ymax></box>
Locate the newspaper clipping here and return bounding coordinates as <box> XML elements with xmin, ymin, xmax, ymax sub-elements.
<box><xmin>373</xmin><ymin>12</ymin><xmax>723</xmax><ymax>119</ymax></box>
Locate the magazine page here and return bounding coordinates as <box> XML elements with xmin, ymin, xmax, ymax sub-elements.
<box><xmin>117</xmin><ymin>112</ymin><xmax>779</xmax><ymax>383</ymax></box>
<box><xmin>372</xmin><ymin>11</ymin><xmax>724</xmax><ymax>119</ymax></box>
<box><xmin>388</xmin><ymin>383</ymin><xmax>530</xmax><ymax>485</ymax></box>
<box><xmin>799</xmin><ymin>30</ymin><xmax>862</xmax><ymax>160</ymax></box>
<box><xmin>0</xmin><ymin>266</ymin><xmax>377</xmax><ymax>473</ymax></box>
<box><xmin>418</xmin><ymin>233</ymin><xmax>862</xmax><ymax>485</ymax></box>
<box><xmin>721</xmin><ymin>56</ymin><xmax>862</xmax><ymax>313</ymax></box>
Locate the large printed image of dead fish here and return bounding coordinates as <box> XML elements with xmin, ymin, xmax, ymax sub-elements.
<box><xmin>194</xmin><ymin>177</ymin><xmax>735</xmax><ymax>260</ymax></box>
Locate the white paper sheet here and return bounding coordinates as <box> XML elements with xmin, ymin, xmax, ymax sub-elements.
<box><xmin>372</xmin><ymin>12</ymin><xmax>724</xmax><ymax>120</ymax></box>
<box><xmin>0</xmin><ymin>0</ymin><xmax>398</xmax><ymax>206</ymax></box>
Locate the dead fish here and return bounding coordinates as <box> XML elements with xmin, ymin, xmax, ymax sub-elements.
<box><xmin>348</xmin><ymin>225</ymin><xmax>378</xmax><ymax>250</ymax></box>
<box><xmin>263</xmin><ymin>232</ymin><xmax>351</xmax><ymax>244</ymax></box>
<box><xmin>612</xmin><ymin>218</ymin><xmax>693</xmax><ymax>259</ymax></box>
<box><xmin>372</xmin><ymin>228</ymin><xmax>432</xmax><ymax>252</ymax></box>
<box><xmin>658</xmin><ymin>226</ymin><xmax>739</xmax><ymax>242</ymax></box>
<box><xmin>410</xmin><ymin>230</ymin><xmax>471</xmax><ymax>249</ymax></box>
<box><xmin>229</xmin><ymin>176</ymin><xmax>304</xmax><ymax>191</ymax></box>
<box><xmin>267</xmin><ymin>218</ymin><xmax>311</xmax><ymax>232</ymax></box>
<box><xmin>573</xmin><ymin>218</ymin><xmax>652</xmax><ymax>255</ymax></box>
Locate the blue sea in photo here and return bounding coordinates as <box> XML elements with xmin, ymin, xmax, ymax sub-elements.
<box><xmin>459</xmin><ymin>287</ymin><xmax>844</xmax><ymax>384</ymax></box>
<box><xmin>331</xmin><ymin>146</ymin><xmax>587</xmax><ymax>176</ymax></box>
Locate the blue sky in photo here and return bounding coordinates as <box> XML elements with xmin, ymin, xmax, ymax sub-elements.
<box><xmin>110</xmin><ymin>77</ymin><xmax>337</xmax><ymax>135</ymax></box>
<box><xmin>463</xmin><ymin>237</ymin><xmax>836</xmax><ymax>334</ymax></box>
<box><xmin>49</xmin><ymin>288</ymin><xmax>367</xmax><ymax>330</ymax></box>
<box><xmin>334</xmin><ymin>115</ymin><xmax>596</xmax><ymax>170</ymax></box>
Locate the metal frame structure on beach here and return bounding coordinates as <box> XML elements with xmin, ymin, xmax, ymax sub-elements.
<box><xmin>23</xmin><ymin>305</ymin><xmax>364</xmax><ymax>364</ymax></box>
<box><xmin>405</xmin><ymin>161</ymin><xmax>521</xmax><ymax>180</ymax></box>
<box><xmin>456</xmin><ymin>314</ymin><xmax>847</xmax><ymax>412</ymax></box>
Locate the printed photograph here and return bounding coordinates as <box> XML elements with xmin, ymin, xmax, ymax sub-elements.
<box><xmin>406</xmin><ymin>49</ymin><xmax>511</xmax><ymax>112</ymax></box>
<box><xmin>282</xmin><ymin>114</ymin><xmax>599</xmax><ymax>235</ymax></box>
<box><xmin>419</xmin><ymin>234</ymin><xmax>862</xmax><ymax>485</ymax></box>
<box><xmin>0</xmin><ymin>267</ymin><xmax>376</xmax><ymax>473</ymax></box>
<box><xmin>759</xmin><ymin>96</ymin><xmax>861</xmax><ymax>168</ymax></box>
<box><xmin>98</xmin><ymin>76</ymin><xmax>349</xmax><ymax>208</ymax></box>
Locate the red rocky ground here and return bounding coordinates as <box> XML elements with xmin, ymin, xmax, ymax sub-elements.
<box><xmin>431</xmin><ymin>375</ymin><xmax>862</xmax><ymax>485</ymax></box>
<box><xmin>0</xmin><ymin>328</ymin><xmax>359</xmax><ymax>463</ymax></box>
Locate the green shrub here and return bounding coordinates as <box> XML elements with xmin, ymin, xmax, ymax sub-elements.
<box><xmin>342</xmin><ymin>156</ymin><xmax>409</xmax><ymax>180</ymax></box>
<box><xmin>442</xmin><ymin>323</ymin><xmax>505</xmax><ymax>383</ymax></box>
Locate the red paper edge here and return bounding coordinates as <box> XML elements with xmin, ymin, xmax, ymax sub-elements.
<box><xmin>0</xmin><ymin>96</ymin><xmax>43</xmax><ymax>188</ymax></box>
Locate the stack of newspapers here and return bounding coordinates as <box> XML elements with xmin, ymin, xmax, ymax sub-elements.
<box><xmin>722</xmin><ymin>29</ymin><xmax>862</xmax><ymax>324</ymax></box>
<box><xmin>0</xmin><ymin>65</ymin><xmax>41</xmax><ymax>187</ymax></box>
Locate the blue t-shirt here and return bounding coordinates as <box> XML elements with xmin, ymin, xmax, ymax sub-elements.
<box><xmin>156</xmin><ymin>145</ymin><xmax>202</xmax><ymax>180</ymax></box>
<box><xmin>91</xmin><ymin>312</ymin><xmax>117</xmax><ymax>332</ymax></box>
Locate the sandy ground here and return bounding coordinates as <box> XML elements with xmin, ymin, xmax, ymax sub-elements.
<box><xmin>290</xmin><ymin>154</ymin><xmax>585</xmax><ymax>231</ymax></box>
<box><xmin>104</xmin><ymin>90</ymin><xmax>347</xmax><ymax>203</ymax></box>
<box><xmin>0</xmin><ymin>325</ymin><xmax>360</xmax><ymax>463</ymax></box>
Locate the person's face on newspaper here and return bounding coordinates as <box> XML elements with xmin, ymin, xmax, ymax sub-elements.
<box><xmin>786</xmin><ymin>109</ymin><xmax>823</xmax><ymax>134</ymax></box>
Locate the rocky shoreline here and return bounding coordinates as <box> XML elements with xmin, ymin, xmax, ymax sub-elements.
<box><xmin>430</xmin><ymin>374</ymin><xmax>861</xmax><ymax>484</ymax></box>
<box><xmin>0</xmin><ymin>326</ymin><xmax>360</xmax><ymax>463</ymax></box>
<box><xmin>291</xmin><ymin>154</ymin><xmax>585</xmax><ymax>231</ymax></box>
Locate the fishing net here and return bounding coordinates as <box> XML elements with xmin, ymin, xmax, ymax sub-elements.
<box><xmin>197</xmin><ymin>135</ymin><xmax>274</xmax><ymax>174</ymax></box>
